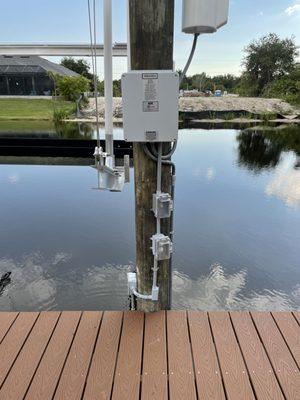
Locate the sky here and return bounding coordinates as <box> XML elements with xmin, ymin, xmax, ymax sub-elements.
<box><xmin>0</xmin><ymin>0</ymin><xmax>299</xmax><ymax>79</ymax></box>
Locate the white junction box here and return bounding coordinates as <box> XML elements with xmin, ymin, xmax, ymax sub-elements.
<box><xmin>152</xmin><ymin>192</ymin><xmax>173</xmax><ymax>219</ymax></box>
<box><xmin>151</xmin><ymin>234</ymin><xmax>173</xmax><ymax>261</ymax></box>
<box><xmin>121</xmin><ymin>70</ymin><xmax>179</xmax><ymax>142</ymax></box>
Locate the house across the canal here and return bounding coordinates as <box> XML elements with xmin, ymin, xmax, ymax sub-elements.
<box><xmin>0</xmin><ymin>55</ymin><xmax>78</xmax><ymax>96</ymax></box>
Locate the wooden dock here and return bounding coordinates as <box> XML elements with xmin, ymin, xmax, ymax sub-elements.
<box><xmin>0</xmin><ymin>311</ymin><xmax>299</xmax><ymax>399</ymax></box>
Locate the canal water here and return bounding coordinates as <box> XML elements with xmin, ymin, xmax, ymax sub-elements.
<box><xmin>0</xmin><ymin>123</ymin><xmax>300</xmax><ymax>311</ymax></box>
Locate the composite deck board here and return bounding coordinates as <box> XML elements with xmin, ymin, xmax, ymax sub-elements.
<box><xmin>167</xmin><ymin>311</ymin><xmax>197</xmax><ymax>400</ymax></box>
<box><xmin>0</xmin><ymin>312</ymin><xmax>60</xmax><ymax>400</ymax></box>
<box><xmin>272</xmin><ymin>312</ymin><xmax>300</xmax><ymax>369</ymax></box>
<box><xmin>293</xmin><ymin>312</ymin><xmax>300</xmax><ymax>325</ymax></box>
<box><xmin>112</xmin><ymin>311</ymin><xmax>144</xmax><ymax>400</ymax></box>
<box><xmin>0</xmin><ymin>312</ymin><xmax>18</xmax><ymax>343</ymax></box>
<box><xmin>53</xmin><ymin>311</ymin><xmax>102</xmax><ymax>400</ymax></box>
<box><xmin>0</xmin><ymin>310</ymin><xmax>299</xmax><ymax>400</ymax></box>
<box><xmin>209</xmin><ymin>311</ymin><xmax>255</xmax><ymax>400</ymax></box>
<box><xmin>141</xmin><ymin>311</ymin><xmax>168</xmax><ymax>400</ymax></box>
<box><xmin>230</xmin><ymin>311</ymin><xmax>284</xmax><ymax>400</ymax></box>
<box><xmin>83</xmin><ymin>311</ymin><xmax>123</xmax><ymax>400</ymax></box>
<box><xmin>251</xmin><ymin>312</ymin><xmax>300</xmax><ymax>400</ymax></box>
<box><xmin>187</xmin><ymin>311</ymin><xmax>226</xmax><ymax>400</ymax></box>
<box><xmin>0</xmin><ymin>312</ymin><xmax>39</xmax><ymax>388</ymax></box>
<box><xmin>25</xmin><ymin>311</ymin><xmax>82</xmax><ymax>400</ymax></box>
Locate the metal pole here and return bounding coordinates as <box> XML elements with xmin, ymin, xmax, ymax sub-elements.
<box><xmin>103</xmin><ymin>0</ymin><xmax>114</xmax><ymax>158</ymax></box>
<box><xmin>5</xmin><ymin>76</ymin><xmax>10</xmax><ymax>95</ymax></box>
<box><xmin>126</xmin><ymin>0</ymin><xmax>131</xmax><ymax>71</ymax></box>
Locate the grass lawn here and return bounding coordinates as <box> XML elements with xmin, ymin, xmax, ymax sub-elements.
<box><xmin>0</xmin><ymin>98</ymin><xmax>75</xmax><ymax>120</ymax></box>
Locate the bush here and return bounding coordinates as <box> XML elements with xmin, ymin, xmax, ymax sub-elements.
<box><xmin>52</xmin><ymin>100</ymin><xmax>76</xmax><ymax>123</ymax></box>
<box><xmin>53</xmin><ymin>108</ymin><xmax>71</xmax><ymax>123</ymax></box>
<box><xmin>260</xmin><ymin>112</ymin><xmax>277</xmax><ymax>122</ymax></box>
<box><xmin>235</xmin><ymin>75</ymin><xmax>259</xmax><ymax>97</ymax></box>
<box><xmin>55</xmin><ymin>75</ymin><xmax>90</xmax><ymax>101</ymax></box>
<box><xmin>284</xmin><ymin>92</ymin><xmax>300</xmax><ymax>106</ymax></box>
<box><xmin>262</xmin><ymin>68</ymin><xmax>300</xmax><ymax>106</ymax></box>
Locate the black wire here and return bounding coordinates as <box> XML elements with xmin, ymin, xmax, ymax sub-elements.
<box><xmin>179</xmin><ymin>33</ymin><xmax>199</xmax><ymax>85</ymax></box>
<box><xmin>150</xmin><ymin>141</ymin><xmax>177</xmax><ymax>160</ymax></box>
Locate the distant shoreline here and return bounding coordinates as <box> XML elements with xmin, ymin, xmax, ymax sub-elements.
<box><xmin>0</xmin><ymin>96</ymin><xmax>299</xmax><ymax>123</ymax></box>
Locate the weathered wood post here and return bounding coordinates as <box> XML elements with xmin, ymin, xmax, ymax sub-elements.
<box><xmin>129</xmin><ymin>0</ymin><xmax>175</xmax><ymax>311</ymax></box>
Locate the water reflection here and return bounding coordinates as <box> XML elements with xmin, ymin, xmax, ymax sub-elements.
<box><xmin>0</xmin><ymin>252</ymin><xmax>132</xmax><ymax>311</ymax></box>
<box><xmin>266</xmin><ymin>155</ymin><xmax>300</xmax><ymax>208</ymax></box>
<box><xmin>0</xmin><ymin>120</ymin><xmax>95</xmax><ymax>140</ymax></box>
<box><xmin>173</xmin><ymin>263</ymin><xmax>299</xmax><ymax>311</ymax></box>
<box><xmin>1</xmin><ymin>253</ymin><xmax>298</xmax><ymax>311</ymax></box>
<box><xmin>55</xmin><ymin>122</ymin><xmax>94</xmax><ymax>139</ymax></box>
<box><xmin>0</xmin><ymin>253</ymin><xmax>58</xmax><ymax>311</ymax></box>
<box><xmin>237</xmin><ymin>125</ymin><xmax>300</xmax><ymax>173</ymax></box>
<box><xmin>1</xmin><ymin>125</ymin><xmax>300</xmax><ymax>311</ymax></box>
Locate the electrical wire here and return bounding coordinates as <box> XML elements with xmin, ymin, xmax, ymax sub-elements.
<box><xmin>179</xmin><ymin>33</ymin><xmax>199</xmax><ymax>85</ymax></box>
<box><xmin>150</xmin><ymin>141</ymin><xmax>177</xmax><ymax>160</ymax></box>
<box><xmin>142</xmin><ymin>143</ymin><xmax>176</xmax><ymax>309</ymax></box>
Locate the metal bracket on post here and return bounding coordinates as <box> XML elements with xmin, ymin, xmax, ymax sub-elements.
<box><xmin>92</xmin><ymin>147</ymin><xmax>130</xmax><ymax>192</ymax></box>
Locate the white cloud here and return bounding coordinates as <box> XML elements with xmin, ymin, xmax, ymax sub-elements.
<box><xmin>285</xmin><ymin>4</ymin><xmax>300</xmax><ymax>16</ymax></box>
<box><xmin>206</xmin><ymin>167</ymin><xmax>215</xmax><ymax>181</ymax></box>
<box><xmin>259</xmin><ymin>11</ymin><xmax>264</xmax><ymax>16</ymax></box>
<box><xmin>172</xmin><ymin>263</ymin><xmax>298</xmax><ymax>311</ymax></box>
<box><xmin>8</xmin><ymin>174</ymin><xmax>19</xmax><ymax>184</ymax></box>
<box><xmin>265</xmin><ymin>155</ymin><xmax>300</xmax><ymax>209</ymax></box>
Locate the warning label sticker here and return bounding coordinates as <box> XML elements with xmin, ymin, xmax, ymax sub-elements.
<box><xmin>143</xmin><ymin>101</ymin><xmax>159</xmax><ymax>112</ymax></box>
<box><xmin>142</xmin><ymin>73</ymin><xmax>159</xmax><ymax>110</ymax></box>
<box><xmin>145</xmin><ymin>130</ymin><xmax>158</xmax><ymax>141</ymax></box>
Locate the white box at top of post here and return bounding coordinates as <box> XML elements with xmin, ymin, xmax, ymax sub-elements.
<box><xmin>121</xmin><ymin>70</ymin><xmax>179</xmax><ymax>142</ymax></box>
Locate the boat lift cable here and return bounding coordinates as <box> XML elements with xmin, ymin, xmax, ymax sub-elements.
<box><xmin>179</xmin><ymin>33</ymin><xmax>199</xmax><ymax>85</ymax></box>
<box><xmin>87</xmin><ymin>0</ymin><xmax>100</xmax><ymax>149</ymax></box>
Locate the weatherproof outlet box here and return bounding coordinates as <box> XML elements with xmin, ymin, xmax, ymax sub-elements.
<box><xmin>151</xmin><ymin>234</ymin><xmax>173</xmax><ymax>261</ymax></box>
<box><xmin>152</xmin><ymin>192</ymin><xmax>173</xmax><ymax>219</ymax></box>
<box><xmin>121</xmin><ymin>71</ymin><xmax>179</xmax><ymax>142</ymax></box>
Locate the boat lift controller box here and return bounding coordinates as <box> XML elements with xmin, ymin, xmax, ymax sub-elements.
<box><xmin>121</xmin><ymin>70</ymin><xmax>179</xmax><ymax>142</ymax></box>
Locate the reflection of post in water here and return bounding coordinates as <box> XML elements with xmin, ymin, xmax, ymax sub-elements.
<box><xmin>0</xmin><ymin>272</ymin><xmax>11</xmax><ymax>296</ymax></box>
<box><xmin>237</xmin><ymin>125</ymin><xmax>300</xmax><ymax>172</ymax></box>
<box><xmin>54</xmin><ymin>122</ymin><xmax>94</xmax><ymax>139</ymax></box>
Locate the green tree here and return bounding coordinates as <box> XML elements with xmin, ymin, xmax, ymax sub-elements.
<box><xmin>178</xmin><ymin>69</ymin><xmax>193</xmax><ymax>90</ymax></box>
<box><xmin>212</xmin><ymin>74</ymin><xmax>241</xmax><ymax>92</ymax></box>
<box><xmin>96</xmin><ymin>79</ymin><xmax>122</xmax><ymax>97</ymax></box>
<box><xmin>60</xmin><ymin>57</ymin><xmax>93</xmax><ymax>80</ymax></box>
<box><xmin>113</xmin><ymin>80</ymin><xmax>122</xmax><ymax>97</ymax></box>
<box><xmin>262</xmin><ymin>66</ymin><xmax>300</xmax><ymax>103</ymax></box>
<box><xmin>191</xmin><ymin>73</ymin><xmax>211</xmax><ymax>91</ymax></box>
<box><xmin>97</xmin><ymin>80</ymin><xmax>104</xmax><ymax>96</ymax></box>
<box><xmin>55</xmin><ymin>75</ymin><xmax>90</xmax><ymax>101</ymax></box>
<box><xmin>242</xmin><ymin>33</ymin><xmax>298</xmax><ymax>94</ymax></box>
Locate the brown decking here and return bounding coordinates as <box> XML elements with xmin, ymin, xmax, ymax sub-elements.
<box><xmin>0</xmin><ymin>311</ymin><xmax>299</xmax><ymax>399</ymax></box>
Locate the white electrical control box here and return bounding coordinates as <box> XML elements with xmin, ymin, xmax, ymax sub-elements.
<box><xmin>121</xmin><ymin>70</ymin><xmax>179</xmax><ymax>142</ymax></box>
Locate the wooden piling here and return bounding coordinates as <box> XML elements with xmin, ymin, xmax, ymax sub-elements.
<box><xmin>129</xmin><ymin>0</ymin><xmax>175</xmax><ymax>311</ymax></box>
